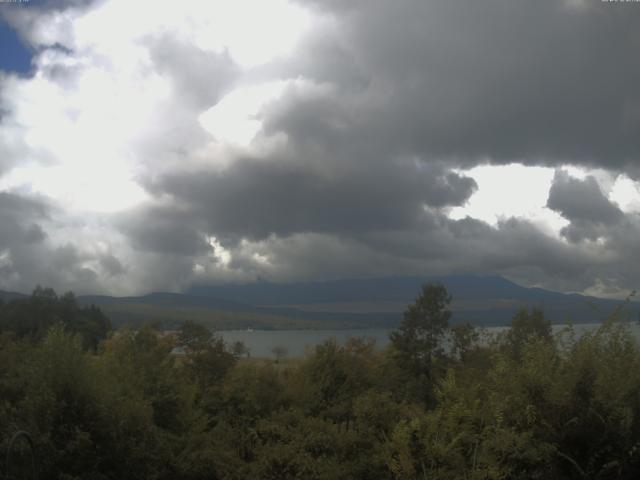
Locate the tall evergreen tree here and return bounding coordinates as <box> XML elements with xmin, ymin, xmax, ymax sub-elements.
<box><xmin>390</xmin><ymin>283</ymin><xmax>451</xmax><ymax>403</ymax></box>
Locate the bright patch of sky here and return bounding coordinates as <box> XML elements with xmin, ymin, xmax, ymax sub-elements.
<box><xmin>0</xmin><ymin>0</ymin><xmax>312</xmax><ymax>213</ymax></box>
<box><xmin>448</xmin><ymin>164</ymin><xmax>568</xmax><ymax>234</ymax></box>
<box><xmin>0</xmin><ymin>17</ymin><xmax>32</xmax><ymax>75</ymax></box>
<box><xmin>448</xmin><ymin>164</ymin><xmax>640</xmax><ymax>236</ymax></box>
<box><xmin>71</xmin><ymin>0</ymin><xmax>310</xmax><ymax>68</ymax></box>
<box><xmin>199</xmin><ymin>81</ymin><xmax>287</xmax><ymax>146</ymax></box>
<box><xmin>611</xmin><ymin>176</ymin><xmax>640</xmax><ymax>212</ymax></box>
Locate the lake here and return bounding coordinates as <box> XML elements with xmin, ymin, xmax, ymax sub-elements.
<box><xmin>220</xmin><ymin>322</ymin><xmax>640</xmax><ymax>358</ymax></box>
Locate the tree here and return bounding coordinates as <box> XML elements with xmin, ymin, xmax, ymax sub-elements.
<box><xmin>179</xmin><ymin>320</ymin><xmax>213</xmax><ymax>353</ymax></box>
<box><xmin>0</xmin><ymin>287</ymin><xmax>111</xmax><ymax>348</ymax></box>
<box><xmin>505</xmin><ymin>307</ymin><xmax>552</xmax><ymax>358</ymax></box>
<box><xmin>293</xmin><ymin>338</ymin><xmax>376</xmax><ymax>426</ymax></box>
<box><xmin>178</xmin><ymin>321</ymin><xmax>236</xmax><ymax>390</ymax></box>
<box><xmin>389</xmin><ymin>283</ymin><xmax>451</xmax><ymax>403</ymax></box>
<box><xmin>391</xmin><ymin>283</ymin><xmax>451</xmax><ymax>370</ymax></box>
<box><xmin>450</xmin><ymin>322</ymin><xmax>479</xmax><ymax>362</ymax></box>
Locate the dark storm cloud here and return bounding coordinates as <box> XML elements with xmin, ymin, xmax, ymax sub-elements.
<box><xmin>0</xmin><ymin>192</ymin><xmax>48</xmax><ymax>246</ymax></box>
<box><xmin>547</xmin><ymin>210</ymin><xmax>640</xmax><ymax>293</ymax></box>
<box><xmin>215</xmin><ymin>214</ymin><xmax>596</xmax><ymax>290</ymax></box>
<box><xmin>547</xmin><ymin>171</ymin><xmax>623</xmax><ymax>224</ymax></box>
<box><xmin>117</xmin><ymin>204</ymin><xmax>212</xmax><ymax>256</ymax></box>
<box><xmin>99</xmin><ymin>252</ymin><xmax>126</xmax><ymax>276</ymax></box>
<box><xmin>282</xmin><ymin>0</ymin><xmax>640</xmax><ymax>172</ymax></box>
<box><xmin>28</xmin><ymin>243</ymin><xmax>99</xmax><ymax>288</ymax></box>
<box><xmin>3</xmin><ymin>0</ymin><xmax>640</xmax><ymax>297</ymax></box>
<box><xmin>127</xmin><ymin>0</ymin><xmax>640</xmax><ymax>294</ymax></box>
<box><xmin>358</xmin><ymin>215</ymin><xmax>592</xmax><ymax>280</ymax></box>
<box><xmin>141</xmin><ymin>157</ymin><xmax>476</xmax><ymax>245</ymax></box>
<box><xmin>547</xmin><ymin>170</ymin><xmax>624</xmax><ymax>242</ymax></box>
<box><xmin>131</xmin><ymin>0</ymin><xmax>640</xmax><ymax>294</ymax></box>
<box><xmin>27</xmin><ymin>0</ymin><xmax>100</xmax><ymax>9</ymax></box>
<box><xmin>0</xmin><ymin>193</ymin><xmax>103</xmax><ymax>293</ymax></box>
<box><xmin>132</xmin><ymin>156</ymin><xmax>603</xmax><ymax>290</ymax></box>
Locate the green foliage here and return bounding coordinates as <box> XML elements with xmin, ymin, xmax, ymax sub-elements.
<box><xmin>7</xmin><ymin>326</ymin><xmax>166</xmax><ymax>478</ymax></box>
<box><xmin>97</xmin><ymin>301</ymin><xmax>357</xmax><ymax>330</ymax></box>
<box><xmin>504</xmin><ymin>307</ymin><xmax>552</xmax><ymax>358</ymax></box>
<box><xmin>293</xmin><ymin>337</ymin><xmax>377</xmax><ymax>425</ymax></box>
<box><xmin>172</xmin><ymin>320</ymin><xmax>242</xmax><ymax>413</ymax></box>
<box><xmin>0</xmin><ymin>287</ymin><xmax>111</xmax><ymax>349</ymax></box>
<box><xmin>450</xmin><ymin>322</ymin><xmax>480</xmax><ymax>362</ymax></box>
<box><xmin>2</xmin><ymin>288</ymin><xmax>640</xmax><ymax>479</ymax></box>
<box><xmin>389</xmin><ymin>283</ymin><xmax>452</xmax><ymax>404</ymax></box>
<box><xmin>391</xmin><ymin>284</ymin><xmax>452</xmax><ymax>367</ymax></box>
<box><xmin>179</xmin><ymin>320</ymin><xmax>214</xmax><ymax>352</ymax></box>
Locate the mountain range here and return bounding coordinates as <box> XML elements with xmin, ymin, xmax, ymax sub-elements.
<box><xmin>4</xmin><ymin>275</ymin><xmax>636</xmax><ymax>330</ymax></box>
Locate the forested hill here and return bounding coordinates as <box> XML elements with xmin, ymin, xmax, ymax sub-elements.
<box><xmin>0</xmin><ymin>290</ymin><xmax>27</xmax><ymax>302</ymax></box>
<box><xmin>2</xmin><ymin>275</ymin><xmax>637</xmax><ymax>329</ymax></box>
<box><xmin>80</xmin><ymin>276</ymin><xmax>640</xmax><ymax>328</ymax></box>
<box><xmin>186</xmin><ymin>275</ymin><xmax>640</xmax><ymax>326</ymax></box>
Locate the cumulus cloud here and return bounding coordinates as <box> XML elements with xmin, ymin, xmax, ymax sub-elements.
<box><xmin>138</xmin><ymin>157</ymin><xmax>476</xmax><ymax>244</ymax></box>
<box><xmin>194</xmin><ymin>214</ymin><xmax>599</xmax><ymax>293</ymax></box>
<box><xmin>285</xmin><ymin>0</ymin><xmax>640</xmax><ymax>173</ymax></box>
<box><xmin>548</xmin><ymin>171</ymin><xmax>623</xmax><ymax>225</ymax></box>
<box><xmin>0</xmin><ymin>192</ymin><xmax>48</xmax><ymax>245</ymax></box>
<box><xmin>547</xmin><ymin>170</ymin><xmax>624</xmax><ymax>242</ymax></box>
<box><xmin>117</xmin><ymin>203</ymin><xmax>212</xmax><ymax>256</ymax></box>
<box><xmin>0</xmin><ymin>191</ymin><xmax>103</xmax><ymax>293</ymax></box>
<box><xmin>0</xmin><ymin>0</ymin><xmax>639</xmax><ymax>297</ymax></box>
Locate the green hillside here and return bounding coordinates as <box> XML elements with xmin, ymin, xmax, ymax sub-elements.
<box><xmin>95</xmin><ymin>302</ymin><xmax>357</xmax><ymax>330</ymax></box>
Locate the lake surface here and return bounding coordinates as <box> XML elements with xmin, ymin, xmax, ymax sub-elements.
<box><xmin>220</xmin><ymin>323</ymin><xmax>640</xmax><ymax>358</ymax></box>
<box><xmin>221</xmin><ymin>329</ymin><xmax>393</xmax><ymax>357</ymax></box>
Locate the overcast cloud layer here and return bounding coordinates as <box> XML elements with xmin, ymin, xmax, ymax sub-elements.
<box><xmin>0</xmin><ymin>0</ymin><xmax>639</xmax><ymax>296</ymax></box>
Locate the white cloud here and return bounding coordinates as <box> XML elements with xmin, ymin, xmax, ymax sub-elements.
<box><xmin>2</xmin><ymin>0</ymin><xmax>313</xmax><ymax>215</ymax></box>
<box><xmin>0</xmin><ymin>0</ymin><xmax>315</xmax><ymax>293</ymax></box>
<box><xmin>71</xmin><ymin>0</ymin><xmax>311</xmax><ymax>68</ymax></box>
<box><xmin>448</xmin><ymin>163</ymin><xmax>640</xmax><ymax>241</ymax></box>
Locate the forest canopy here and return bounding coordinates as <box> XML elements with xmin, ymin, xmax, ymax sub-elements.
<box><xmin>0</xmin><ymin>284</ymin><xmax>639</xmax><ymax>479</ymax></box>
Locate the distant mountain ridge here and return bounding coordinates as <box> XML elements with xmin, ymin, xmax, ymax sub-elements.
<box><xmin>2</xmin><ymin>276</ymin><xmax>637</xmax><ymax>329</ymax></box>
<box><xmin>186</xmin><ymin>275</ymin><xmax>639</xmax><ymax>326</ymax></box>
<box><xmin>190</xmin><ymin>275</ymin><xmax>583</xmax><ymax>304</ymax></box>
<box><xmin>0</xmin><ymin>290</ymin><xmax>28</xmax><ymax>302</ymax></box>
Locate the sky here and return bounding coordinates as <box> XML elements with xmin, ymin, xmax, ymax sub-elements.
<box><xmin>0</xmin><ymin>0</ymin><xmax>639</xmax><ymax>297</ymax></box>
